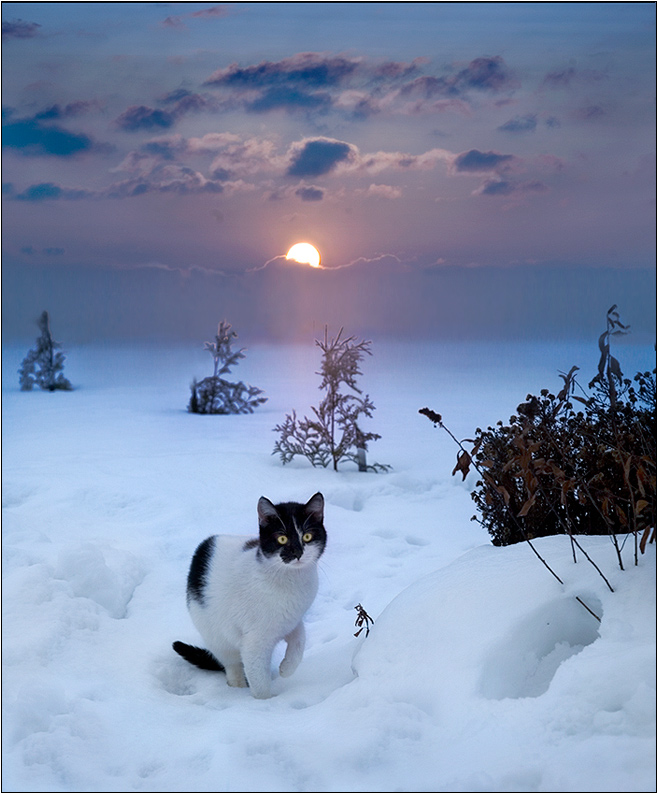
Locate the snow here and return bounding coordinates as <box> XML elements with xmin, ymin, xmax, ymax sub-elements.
<box><xmin>2</xmin><ymin>339</ymin><xmax>655</xmax><ymax>793</ymax></box>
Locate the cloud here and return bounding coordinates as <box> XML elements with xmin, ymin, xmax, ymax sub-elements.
<box><xmin>13</xmin><ymin>182</ymin><xmax>92</xmax><ymax>201</ymax></box>
<box><xmin>2</xmin><ymin>19</ymin><xmax>40</xmax><ymax>39</ymax></box>
<box><xmin>246</xmin><ymin>86</ymin><xmax>332</xmax><ymax>114</ymax></box>
<box><xmin>162</xmin><ymin>15</ymin><xmax>186</xmax><ymax>30</ymax></box>
<box><xmin>286</xmin><ymin>138</ymin><xmax>355</xmax><ymax>177</ymax></box>
<box><xmin>163</xmin><ymin>92</ymin><xmax>210</xmax><ymax>115</ymax></box>
<box><xmin>35</xmin><ymin>100</ymin><xmax>102</xmax><ymax>120</ymax></box>
<box><xmin>476</xmin><ymin>180</ymin><xmax>515</xmax><ymax>196</ymax></box>
<box><xmin>20</xmin><ymin>246</ymin><xmax>65</xmax><ymax>256</ymax></box>
<box><xmin>115</xmin><ymin>92</ymin><xmax>216</xmax><ymax>132</ymax></box>
<box><xmin>370</xmin><ymin>59</ymin><xmax>426</xmax><ymax>82</ymax></box>
<box><xmin>196</xmin><ymin>53</ymin><xmax>519</xmax><ymax>121</ymax></box>
<box><xmin>268</xmin><ymin>175</ymin><xmax>407</xmax><ymax>203</ymax></box>
<box><xmin>498</xmin><ymin>114</ymin><xmax>538</xmax><ymax>134</ymax></box>
<box><xmin>454</xmin><ymin>56</ymin><xmax>517</xmax><ymax>92</ymax></box>
<box><xmin>139</xmin><ymin>137</ymin><xmax>187</xmax><ymax>161</ymax></box>
<box><xmin>450</xmin><ymin>149</ymin><xmax>548</xmax><ymax>198</ymax></box>
<box><xmin>336</xmin><ymin>87</ymin><xmax>472</xmax><ymax>119</ymax></box>
<box><xmin>159</xmin><ymin>88</ymin><xmax>196</xmax><ymax>104</ymax></box>
<box><xmin>541</xmin><ymin>66</ymin><xmax>606</xmax><ymax>90</ymax></box>
<box><xmin>185</xmin><ymin>132</ymin><xmax>242</xmax><ymax>152</ymax></box>
<box><xmin>452</xmin><ymin>149</ymin><xmax>515</xmax><ymax>174</ymax></box>
<box><xmin>190</xmin><ymin>5</ymin><xmax>229</xmax><ymax>19</ymax></box>
<box><xmin>114</xmin><ymin>132</ymin><xmax>278</xmax><ymax>181</ymax></box>
<box><xmin>358</xmin><ymin>184</ymin><xmax>403</xmax><ymax>199</ymax></box>
<box><xmin>295</xmin><ymin>185</ymin><xmax>324</xmax><ymax>202</ymax></box>
<box><xmin>114</xmin><ymin>105</ymin><xmax>177</xmax><ymax>132</ymax></box>
<box><xmin>105</xmin><ymin>164</ymin><xmax>225</xmax><ymax>198</ymax></box>
<box><xmin>400</xmin><ymin>75</ymin><xmax>455</xmax><ymax>99</ymax></box>
<box><xmin>574</xmin><ymin>104</ymin><xmax>605</xmax><ymax>121</ymax></box>
<box><xmin>206</xmin><ymin>137</ymin><xmax>278</xmax><ymax>177</ymax></box>
<box><xmin>5</xmin><ymin>120</ymin><xmax>540</xmax><ymax>209</ymax></box>
<box><xmin>111</xmin><ymin>150</ymin><xmax>155</xmax><ymax>173</ymax></box>
<box><xmin>401</xmin><ymin>56</ymin><xmax>518</xmax><ymax>100</ymax></box>
<box><xmin>339</xmin><ymin>93</ymin><xmax>382</xmax><ymax>119</ymax></box>
<box><xmin>410</xmin><ymin>98</ymin><xmax>473</xmax><ymax>117</ymax></box>
<box><xmin>2</xmin><ymin>117</ymin><xmax>96</xmax><ymax>157</ymax></box>
<box><xmin>332</xmin><ymin>252</ymin><xmax>405</xmax><ymax>270</ymax></box>
<box><xmin>10</xmin><ymin>162</ymin><xmax>228</xmax><ymax>202</ymax></box>
<box><xmin>250</xmin><ymin>249</ymin><xmax>407</xmax><ymax>273</ymax></box>
<box><xmin>355</xmin><ymin>148</ymin><xmax>452</xmax><ymax>175</ymax></box>
<box><xmin>127</xmin><ymin>132</ymin><xmax>451</xmax><ymax>183</ymax></box>
<box><xmin>205</xmin><ymin>52</ymin><xmax>359</xmax><ymax>89</ymax></box>
<box><xmin>542</xmin><ymin>66</ymin><xmax>577</xmax><ymax>89</ymax></box>
<box><xmin>475</xmin><ymin>179</ymin><xmax>548</xmax><ymax>197</ymax></box>
<box><xmin>162</xmin><ymin>5</ymin><xmax>229</xmax><ymax>28</ymax></box>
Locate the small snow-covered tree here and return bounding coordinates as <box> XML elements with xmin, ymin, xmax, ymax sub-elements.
<box><xmin>273</xmin><ymin>327</ymin><xmax>389</xmax><ymax>472</ymax></box>
<box><xmin>188</xmin><ymin>320</ymin><xmax>267</xmax><ymax>414</ymax></box>
<box><xmin>19</xmin><ymin>311</ymin><xmax>73</xmax><ymax>392</ymax></box>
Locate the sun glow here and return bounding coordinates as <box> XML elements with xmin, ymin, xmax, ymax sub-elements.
<box><xmin>286</xmin><ymin>242</ymin><xmax>321</xmax><ymax>269</ymax></box>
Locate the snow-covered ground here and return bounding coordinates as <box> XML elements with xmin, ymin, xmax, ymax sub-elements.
<box><xmin>2</xmin><ymin>339</ymin><xmax>655</xmax><ymax>793</ymax></box>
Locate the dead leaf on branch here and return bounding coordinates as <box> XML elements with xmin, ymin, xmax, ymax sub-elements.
<box><xmin>557</xmin><ymin>365</ymin><xmax>580</xmax><ymax>402</ymax></box>
<box><xmin>452</xmin><ymin>450</ymin><xmax>471</xmax><ymax>481</ymax></box>
<box><xmin>518</xmin><ymin>493</ymin><xmax>537</xmax><ymax>517</ymax></box>
<box><xmin>640</xmin><ymin>526</ymin><xmax>656</xmax><ymax>554</ymax></box>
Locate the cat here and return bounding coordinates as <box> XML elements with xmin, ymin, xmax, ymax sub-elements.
<box><xmin>173</xmin><ymin>492</ymin><xmax>326</xmax><ymax>699</ymax></box>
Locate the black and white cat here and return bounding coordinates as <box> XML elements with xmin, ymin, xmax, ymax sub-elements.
<box><xmin>173</xmin><ymin>492</ymin><xmax>326</xmax><ymax>699</ymax></box>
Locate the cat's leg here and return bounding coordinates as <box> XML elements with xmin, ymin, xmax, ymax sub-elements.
<box><xmin>224</xmin><ymin>654</ymin><xmax>248</xmax><ymax>687</ymax></box>
<box><xmin>279</xmin><ymin>621</ymin><xmax>305</xmax><ymax>678</ymax></box>
<box><xmin>240</xmin><ymin>635</ymin><xmax>275</xmax><ymax>699</ymax></box>
<box><xmin>211</xmin><ymin>643</ymin><xmax>247</xmax><ymax>687</ymax></box>
<box><xmin>225</xmin><ymin>663</ymin><xmax>248</xmax><ymax>688</ymax></box>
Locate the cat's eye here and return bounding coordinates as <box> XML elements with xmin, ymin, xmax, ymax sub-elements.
<box><xmin>276</xmin><ymin>535</ymin><xmax>288</xmax><ymax>545</ymax></box>
<box><xmin>302</xmin><ymin>532</ymin><xmax>313</xmax><ymax>543</ymax></box>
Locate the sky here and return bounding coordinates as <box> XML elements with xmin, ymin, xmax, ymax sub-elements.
<box><xmin>2</xmin><ymin>2</ymin><xmax>656</xmax><ymax>343</ymax></box>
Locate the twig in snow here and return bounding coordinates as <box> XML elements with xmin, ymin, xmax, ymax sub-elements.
<box><xmin>354</xmin><ymin>603</ymin><xmax>375</xmax><ymax>637</ymax></box>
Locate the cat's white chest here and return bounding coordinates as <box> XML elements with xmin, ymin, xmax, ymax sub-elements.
<box><xmin>192</xmin><ymin>535</ymin><xmax>318</xmax><ymax>644</ymax></box>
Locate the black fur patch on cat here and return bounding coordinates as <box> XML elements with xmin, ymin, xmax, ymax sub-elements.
<box><xmin>172</xmin><ymin>641</ymin><xmax>225</xmax><ymax>672</ymax></box>
<box><xmin>187</xmin><ymin>536</ymin><xmax>215</xmax><ymax>605</ymax></box>
<box><xmin>242</xmin><ymin>538</ymin><xmax>259</xmax><ymax>551</ymax></box>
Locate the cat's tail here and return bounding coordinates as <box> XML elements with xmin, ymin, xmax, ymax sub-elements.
<box><xmin>172</xmin><ymin>640</ymin><xmax>225</xmax><ymax>672</ymax></box>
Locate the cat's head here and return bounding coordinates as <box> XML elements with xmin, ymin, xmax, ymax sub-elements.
<box><xmin>257</xmin><ymin>492</ymin><xmax>326</xmax><ymax>567</ymax></box>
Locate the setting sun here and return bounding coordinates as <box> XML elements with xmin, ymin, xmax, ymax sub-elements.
<box><xmin>286</xmin><ymin>242</ymin><xmax>321</xmax><ymax>269</ymax></box>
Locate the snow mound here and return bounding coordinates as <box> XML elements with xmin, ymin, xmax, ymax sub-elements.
<box><xmin>55</xmin><ymin>543</ymin><xmax>146</xmax><ymax>619</ymax></box>
<box><xmin>479</xmin><ymin>594</ymin><xmax>602</xmax><ymax>699</ymax></box>
<box><xmin>352</xmin><ymin>536</ymin><xmax>655</xmax><ymax>791</ymax></box>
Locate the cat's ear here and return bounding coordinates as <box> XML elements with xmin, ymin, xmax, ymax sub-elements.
<box><xmin>258</xmin><ymin>496</ymin><xmax>278</xmax><ymax>525</ymax></box>
<box><xmin>305</xmin><ymin>492</ymin><xmax>324</xmax><ymax>522</ymax></box>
